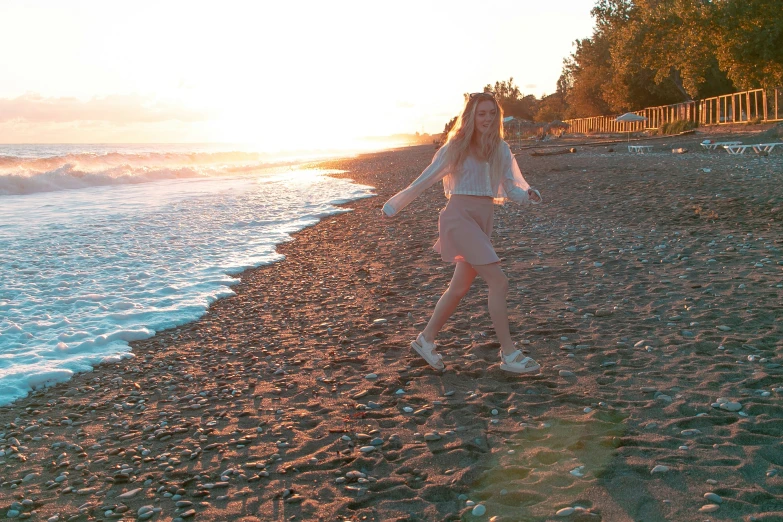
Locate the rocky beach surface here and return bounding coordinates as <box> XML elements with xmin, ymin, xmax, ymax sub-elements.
<box><xmin>1</xmin><ymin>133</ymin><xmax>782</xmax><ymax>521</ymax></box>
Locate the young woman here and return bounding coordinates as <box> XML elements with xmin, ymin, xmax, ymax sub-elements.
<box><xmin>382</xmin><ymin>92</ymin><xmax>542</xmax><ymax>374</ymax></box>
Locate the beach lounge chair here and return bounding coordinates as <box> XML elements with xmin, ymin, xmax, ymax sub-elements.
<box><xmin>751</xmin><ymin>143</ymin><xmax>783</xmax><ymax>154</ymax></box>
<box><xmin>700</xmin><ymin>141</ymin><xmax>741</xmax><ymax>151</ymax></box>
<box><xmin>628</xmin><ymin>145</ymin><xmax>653</xmax><ymax>153</ymax></box>
<box><xmin>724</xmin><ymin>144</ymin><xmax>751</xmax><ymax>155</ymax></box>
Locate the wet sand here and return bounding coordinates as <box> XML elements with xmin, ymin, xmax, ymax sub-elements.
<box><xmin>1</xmin><ymin>134</ymin><xmax>782</xmax><ymax>521</ymax></box>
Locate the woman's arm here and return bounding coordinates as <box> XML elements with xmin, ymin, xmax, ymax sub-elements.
<box><xmin>501</xmin><ymin>143</ymin><xmax>541</xmax><ymax>204</ymax></box>
<box><xmin>382</xmin><ymin>145</ymin><xmax>451</xmax><ymax>217</ymax></box>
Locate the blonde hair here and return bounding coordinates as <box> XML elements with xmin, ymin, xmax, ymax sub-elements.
<box><xmin>443</xmin><ymin>93</ymin><xmax>506</xmax><ymax>192</ymax></box>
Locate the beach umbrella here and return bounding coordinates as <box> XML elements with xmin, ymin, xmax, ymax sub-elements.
<box><xmin>615</xmin><ymin>112</ymin><xmax>648</xmax><ymax>141</ymax></box>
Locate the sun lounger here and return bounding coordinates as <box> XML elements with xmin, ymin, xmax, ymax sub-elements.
<box><xmin>724</xmin><ymin>144</ymin><xmax>751</xmax><ymax>155</ymax></box>
<box><xmin>628</xmin><ymin>145</ymin><xmax>653</xmax><ymax>153</ymax></box>
<box><xmin>700</xmin><ymin>141</ymin><xmax>741</xmax><ymax>151</ymax></box>
<box><xmin>751</xmin><ymin>143</ymin><xmax>783</xmax><ymax>154</ymax></box>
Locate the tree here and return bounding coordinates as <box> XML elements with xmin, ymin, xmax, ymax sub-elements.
<box><xmin>482</xmin><ymin>78</ymin><xmax>539</xmax><ymax>120</ymax></box>
<box><xmin>713</xmin><ymin>0</ymin><xmax>783</xmax><ymax>90</ymax></box>
<box><xmin>562</xmin><ymin>36</ymin><xmax>613</xmax><ymax>118</ymax></box>
<box><xmin>442</xmin><ymin>116</ymin><xmax>458</xmax><ymax>137</ymax></box>
<box><xmin>534</xmin><ymin>75</ymin><xmax>569</xmax><ymax>122</ymax></box>
<box><xmin>614</xmin><ymin>0</ymin><xmax>718</xmax><ymax>100</ymax></box>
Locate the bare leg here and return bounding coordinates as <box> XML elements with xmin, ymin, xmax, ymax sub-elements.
<box><xmin>421</xmin><ymin>262</ymin><xmax>477</xmax><ymax>344</ymax></box>
<box><xmin>471</xmin><ymin>262</ymin><xmax>515</xmax><ymax>355</ymax></box>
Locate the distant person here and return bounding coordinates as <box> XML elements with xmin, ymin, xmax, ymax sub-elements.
<box><xmin>382</xmin><ymin>92</ymin><xmax>542</xmax><ymax>374</ymax></box>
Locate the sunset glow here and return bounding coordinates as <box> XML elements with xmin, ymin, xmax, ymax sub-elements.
<box><xmin>0</xmin><ymin>0</ymin><xmax>595</xmax><ymax>149</ymax></box>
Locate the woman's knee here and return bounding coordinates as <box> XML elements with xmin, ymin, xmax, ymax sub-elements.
<box><xmin>494</xmin><ymin>273</ymin><xmax>509</xmax><ymax>294</ymax></box>
<box><xmin>486</xmin><ymin>270</ymin><xmax>508</xmax><ymax>294</ymax></box>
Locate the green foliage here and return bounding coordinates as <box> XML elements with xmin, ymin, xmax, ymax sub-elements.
<box><xmin>562</xmin><ymin>37</ymin><xmax>613</xmax><ymax>118</ymax></box>
<box><xmin>558</xmin><ymin>0</ymin><xmax>783</xmax><ymax>118</ymax></box>
<box><xmin>713</xmin><ymin>0</ymin><xmax>783</xmax><ymax>90</ymax></box>
<box><xmin>481</xmin><ymin>78</ymin><xmax>540</xmax><ymax>120</ymax></box>
<box><xmin>659</xmin><ymin>119</ymin><xmax>698</xmax><ymax>134</ymax></box>
<box><xmin>534</xmin><ymin>91</ymin><xmax>568</xmax><ymax>122</ymax></box>
<box><xmin>442</xmin><ymin>116</ymin><xmax>457</xmax><ymax>138</ymax></box>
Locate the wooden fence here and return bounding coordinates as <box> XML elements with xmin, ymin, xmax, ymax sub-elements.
<box><xmin>564</xmin><ymin>87</ymin><xmax>783</xmax><ymax>134</ymax></box>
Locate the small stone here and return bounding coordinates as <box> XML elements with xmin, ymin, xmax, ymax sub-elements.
<box><xmin>720</xmin><ymin>401</ymin><xmax>742</xmax><ymax>412</ymax></box>
<box><xmin>717</xmin><ymin>325</ymin><xmax>731</xmax><ymax>331</ymax></box>
<box><xmin>556</xmin><ymin>507</ymin><xmax>576</xmax><ymax>517</ymax></box>
<box><xmin>424</xmin><ymin>432</ymin><xmax>441</xmax><ymax>442</ymax></box>
<box><xmin>117</xmin><ymin>487</ymin><xmax>142</xmax><ymax>499</ymax></box>
<box><xmin>7</xmin><ymin>510</ymin><xmax>21</xmax><ymax>518</ymax></box>
<box><xmin>365</xmin><ymin>373</ymin><xmax>378</xmax><ymax>380</ymax></box>
<box><xmin>651</xmin><ymin>465</ymin><xmax>669</xmax><ymax>474</ymax></box>
<box><xmin>704</xmin><ymin>492</ymin><xmax>722</xmax><ymax>504</ymax></box>
<box><xmin>559</xmin><ymin>370</ymin><xmax>575</xmax><ymax>377</ymax></box>
<box><xmin>699</xmin><ymin>504</ymin><xmax>720</xmax><ymax>513</ymax></box>
<box><xmin>471</xmin><ymin>504</ymin><xmax>486</xmax><ymax>517</ymax></box>
<box><xmin>358</xmin><ymin>446</ymin><xmax>376</xmax><ymax>453</ymax></box>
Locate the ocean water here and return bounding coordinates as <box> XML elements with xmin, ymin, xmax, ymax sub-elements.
<box><xmin>0</xmin><ymin>143</ymin><xmax>375</xmax><ymax>406</ymax></box>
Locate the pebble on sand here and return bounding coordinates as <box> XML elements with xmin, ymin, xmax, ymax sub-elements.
<box><xmin>699</xmin><ymin>504</ymin><xmax>720</xmax><ymax>513</ymax></box>
<box><xmin>704</xmin><ymin>492</ymin><xmax>723</xmax><ymax>504</ymax></box>
<box><xmin>471</xmin><ymin>504</ymin><xmax>486</xmax><ymax>516</ymax></box>
<box><xmin>556</xmin><ymin>507</ymin><xmax>576</xmax><ymax>517</ymax></box>
<box><xmin>651</xmin><ymin>465</ymin><xmax>670</xmax><ymax>474</ymax></box>
<box><xmin>117</xmin><ymin>487</ymin><xmax>143</xmax><ymax>499</ymax></box>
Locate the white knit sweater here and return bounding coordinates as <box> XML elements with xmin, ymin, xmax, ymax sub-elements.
<box><xmin>382</xmin><ymin>141</ymin><xmax>533</xmax><ymax>217</ymax></box>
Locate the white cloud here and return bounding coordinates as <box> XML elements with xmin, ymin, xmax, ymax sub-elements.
<box><xmin>0</xmin><ymin>93</ymin><xmax>212</xmax><ymax>123</ymax></box>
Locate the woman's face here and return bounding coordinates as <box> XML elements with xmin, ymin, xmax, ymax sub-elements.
<box><xmin>474</xmin><ymin>99</ymin><xmax>497</xmax><ymax>135</ymax></box>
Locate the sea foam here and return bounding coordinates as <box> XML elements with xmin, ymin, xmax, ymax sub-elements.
<box><xmin>0</xmin><ymin>149</ymin><xmax>304</xmax><ymax>196</ymax></box>
<box><xmin>0</xmin><ymin>156</ymin><xmax>374</xmax><ymax>406</ymax></box>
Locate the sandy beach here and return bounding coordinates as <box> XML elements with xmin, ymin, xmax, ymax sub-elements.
<box><xmin>1</xmin><ymin>131</ymin><xmax>782</xmax><ymax>521</ymax></box>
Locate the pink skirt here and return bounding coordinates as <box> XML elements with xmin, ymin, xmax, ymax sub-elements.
<box><xmin>433</xmin><ymin>195</ymin><xmax>499</xmax><ymax>265</ymax></box>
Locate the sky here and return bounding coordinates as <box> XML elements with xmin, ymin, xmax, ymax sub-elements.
<box><xmin>0</xmin><ymin>0</ymin><xmax>596</xmax><ymax>149</ymax></box>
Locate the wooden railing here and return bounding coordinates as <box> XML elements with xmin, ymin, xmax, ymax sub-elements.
<box><xmin>564</xmin><ymin>87</ymin><xmax>783</xmax><ymax>134</ymax></box>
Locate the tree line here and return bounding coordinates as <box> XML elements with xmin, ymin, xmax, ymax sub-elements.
<box><xmin>452</xmin><ymin>0</ymin><xmax>782</xmax><ymax>132</ymax></box>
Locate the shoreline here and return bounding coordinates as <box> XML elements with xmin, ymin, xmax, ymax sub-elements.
<box><xmin>1</xmin><ymin>142</ymin><xmax>781</xmax><ymax>521</ymax></box>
